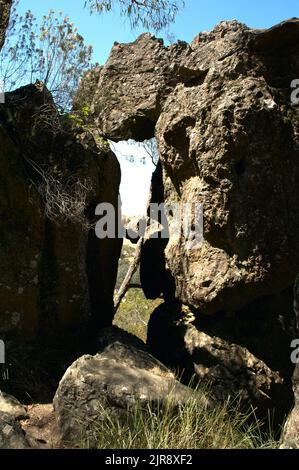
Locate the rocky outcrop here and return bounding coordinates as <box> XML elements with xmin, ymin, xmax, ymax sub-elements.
<box><xmin>0</xmin><ymin>390</ymin><xmax>29</xmax><ymax>449</ymax></box>
<box><xmin>93</xmin><ymin>19</ymin><xmax>299</xmax><ymax>316</ymax></box>
<box><xmin>147</xmin><ymin>301</ymin><xmax>293</xmax><ymax>419</ymax></box>
<box><xmin>156</xmin><ymin>21</ymin><xmax>299</xmax><ymax>316</ymax></box>
<box><xmin>0</xmin><ymin>391</ymin><xmax>57</xmax><ymax>448</ymax></box>
<box><xmin>0</xmin><ymin>83</ymin><xmax>121</xmax><ymax>342</ymax></box>
<box><xmin>91</xmin><ymin>33</ymin><xmax>193</xmax><ymax>141</ymax></box>
<box><xmin>0</xmin><ymin>412</ymin><xmax>30</xmax><ymax>449</ymax></box>
<box><xmin>0</xmin><ymin>0</ymin><xmax>12</xmax><ymax>50</ymax></box>
<box><xmin>0</xmin><ymin>391</ymin><xmax>28</xmax><ymax>420</ymax></box>
<box><xmin>53</xmin><ymin>341</ymin><xmax>208</xmax><ymax>446</ymax></box>
<box><xmin>91</xmin><ymin>19</ymin><xmax>299</xmax><ymax>415</ymax></box>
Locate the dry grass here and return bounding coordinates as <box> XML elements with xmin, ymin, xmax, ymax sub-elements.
<box><xmin>26</xmin><ymin>156</ymin><xmax>94</xmax><ymax>229</ymax></box>
<box><xmin>83</xmin><ymin>388</ymin><xmax>278</xmax><ymax>449</ymax></box>
<box><xmin>111</xmin><ymin>244</ymin><xmax>279</xmax><ymax>449</ymax></box>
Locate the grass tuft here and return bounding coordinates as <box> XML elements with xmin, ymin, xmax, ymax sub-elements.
<box><xmin>81</xmin><ymin>387</ymin><xmax>278</xmax><ymax>449</ymax></box>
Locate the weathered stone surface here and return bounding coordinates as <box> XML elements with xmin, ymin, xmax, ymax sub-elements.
<box><xmin>53</xmin><ymin>341</ymin><xmax>208</xmax><ymax>445</ymax></box>
<box><xmin>0</xmin><ymin>411</ymin><xmax>30</xmax><ymax>449</ymax></box>
<box><xmin>91</xmin><ymin>33</ymin><xmax>192</xmax><ymax>141</ymax></box>
<box><xmin>147</xmin><ymin>301</ymin><xmax>293</xmax><ymax>419</ymax></box>
<box><xmin>90</xmin><ymin>19</ymin><xmax>299</xmax><ymax>418</ymax></box>
<box><xmin>93</xmin><ymin>19</ymin><xmax>299</xmax><ymax>315</ymax></box>
<box><xmin>0</xmin><ymin>391</ymin><xmax>28</xmax><ymax>420</ymax></box>
<box><xmin>158</xmin><ymin>19</ymin><xmax>299</xmax><ymax>315</ymax></box>
<box><xmin>0</xmin><ymin>0</ymin><xmax>12</xmax><ymax>50</ymax></box>
<box><xmin>0</xmin><ymin>83</ymin><xmax>121</xmax><ymax>340</ymax></box>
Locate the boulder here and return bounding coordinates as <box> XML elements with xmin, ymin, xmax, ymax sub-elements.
<box><xmin>0</xmin><ymin>391</ymin><xmax>28</xmax><ymax>420</ymax></box>
<box><xmin>0</xmin><ymin>83</ymin><xmax>122</xmax><ymax>342</ymax></box>
<box><xmin>53</xmin><ymin>341</ymin><xmax>209</xmax><ymax>446</ymax></box>
<box><xmin>0</xmin><ymin>412</ymin><xmax>30</xmax><ymax>449</ymax></box>
<box><xmin>147</xmin><ymin>301</ymin><xmax>293</xmax><ymax>420</ymax></box>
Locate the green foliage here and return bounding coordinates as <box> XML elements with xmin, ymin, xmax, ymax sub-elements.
<box><xmin>94</xmin><ymin>134</ymin><xmax>111</xmax><ymax>151</ymax></box>
<box><xmin>114</xmin><ymin>286</ymin><xmax>162</xmax><ymax>342</ymax></box>
<box><xmin>85</xmin><ymin>0</ymin><xmax>185</xmax><ymax>31</ymax></box>
<box><xmin>65</xmin><ymin>103</ymin><xmax>111</xmax><ymax>151</ymax></box>
<box><xmin>0</xmin><ymin>1</ymin><xmax>93</xmax><ymax>110</ymax></box>
<box><xmin>67</xmin><ymin>104</ymin><xmax>91</xmax><ymax>127</ymax></box>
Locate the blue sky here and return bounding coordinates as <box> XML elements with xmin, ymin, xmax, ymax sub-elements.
<box><xmin>15</xmin><ymin>1</ymin><xmax>299</xmax><ymax>215</ymax></box>
<box><xmin>17</xmin><ymin>0</ymin><xmax>299</xmax><ymax>65</ymax></box>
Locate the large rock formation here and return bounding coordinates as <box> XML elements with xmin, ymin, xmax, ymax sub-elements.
<box><xmin>91</xmin><ymin>34</ymin><xmax>192</xmax><ymax>141</ymax></box>
<box><xmin>0</xmin><ymin>0</ymin><xmax>12</xmax><ymax>50</ymax></box>
<box><xmin>0</xmin><ymin>83</ymin><xmax>121</xmax><ymax>342</ymax></box>
<box><xmin>91</xmin><ymin>19</ymin><xmax>299</xmax><ymax>414</ymax></box>
<box><xmin>53</xmin><ymin>340</ymin><xmax>207</xmax><ymax>446</ymax></box>
<box><xmin>93</xmin><ymin>18</ymin><xmax>299</xmax><ymax>315</ymax></box>
<box><xmin>0</xmin><ymin>412</ymin><xmax>30</xmax><ymax>449</ymax></box>
<box><xmin>147</xmin><ymin>301</ymin><xmax>292</xmax><ymax>419</ymax></box>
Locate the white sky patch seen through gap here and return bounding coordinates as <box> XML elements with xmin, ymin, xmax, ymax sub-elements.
<box><xmin>111</xmin><ymin>140</ymin><xmax>157</xmax><ymax>217</ymax></box>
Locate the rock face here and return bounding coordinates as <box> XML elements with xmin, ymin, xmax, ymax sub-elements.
<box><xmin>91</xmin><ymin>19</ymin><xmax>299</xmax><ymax>415</ymax></box>
<box><xmin>53</xmin><ymin>341</ymin><xmax>206</xmax><ymax>446</ymax></box>
<box><xmin>0</xmin><ymin>0</ymin><xmax>12</xmax><ymax>50</ymax></box>
<box><xmin>0</xmin><ymin>391</ymin><xmax>56</xmax><ymax>448</ymax></box>
<box><xmin>157</xmin><ymin>20</ymin><xmax>299</xmax><ymax>316</ymax></box>
<box><xmin>0</xmin><ymin>390</ymin><xmax>30</xmax><ymax>449</ymax></box>
<box><xmin>0</xmin><ymin>83</ymin><xmax>121</xmax><ymax>341</ymax></box>
<box><xmin>0</xmin><ymin>391</ymin><xmax>28</xmax><ymax>420</ymax></box>
<box><xmin>147</xmin><ymin>302</ymin><xmax>293</xmax><ymax>418</ymax></box>
<box><xmin>0</xmin><ymin>412</ymin><xmax>30</xmax><ymax>449</ymax></box>
<box><xmin>91</xmin><ymin>33</ymin><xmax>194</xmax><ymax>141</ymax></box>
<box><xmin>94</xmin><ymin>19</ymin><xmax>299</xmax><ymax>316</ymax></box>
<box><xmin>0</xmin><ymin>391</ymin><xmax>31</xmax><ymax>449</ymax></box>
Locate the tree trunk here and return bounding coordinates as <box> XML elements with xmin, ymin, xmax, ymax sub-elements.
<box><xmin>114</xmin><ymin>237</ymin><xmax>143</xmax><ymax>312</ymax></box>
